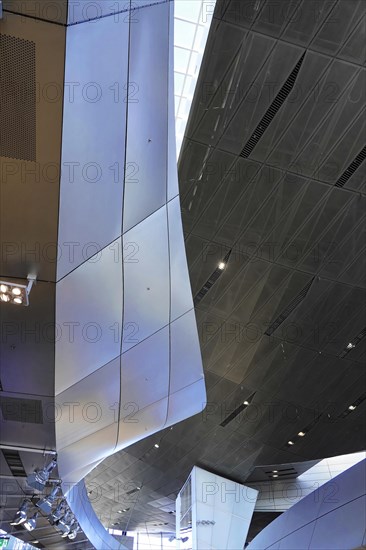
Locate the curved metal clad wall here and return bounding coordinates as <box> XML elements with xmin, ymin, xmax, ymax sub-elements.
<box><xmin>55</xmin><ymin>0</ymin><xmax>206</xmax><ymax>486</ymax></box>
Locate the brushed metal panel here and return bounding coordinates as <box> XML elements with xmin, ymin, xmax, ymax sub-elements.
<box><xmin>120</xmin><ymin>326</ymin><xmax>169</xmax><ymax>412</ymax></box>
<box><xmin>167</xmin><ymin>0</ymin><xmax>179</xmax><ymax>201</ymax></box>
<box><xmin>66</xmin><ymin>480</ymin><xmax>127</xmax><ymax>550</ymax></box>
<box><xmin>123</xmin><ymin>1</ymin><xmax>169</xmax><ymax>232</ymax></box>
<box><xmin>168</xmin><ymin>197</ymin><xmax>194</xmax><ymax>321</ymax></box>
<box><xmin>117</xmin><ymin>397</ymin><xmax>169</xmax><ymax>449</ymax></box>
<box><xmin>55</xmin><ymin>356</ymin><xmax>120</xmax><ymax>450</ymax></box>
<box><xmin>58</xmin><ymin>423</ymin><xmax>119</xmax><ymax>484</ymax></box>
<box><xmin>170</xmin><ymin>310</ymin><xmax>203</xmax><ymax>394</ymax></box>
<box><xmin>0</xmin><ymin>14</ymin><xmax>65</xmax><ymax>282</ymax></box>
<box><xmin>122</xmin><ymin>206</ymin><xmax>170</xmax><ymax>352</ymax></box>
<box><xmin>55</xmin><ymin>238</ymin><xmax>123</xmax><ymax>395</ymax></box>
<box><xmin>167</xmin><ymin>377</ymin><xmax>206</xmax><ymax>425</ymax></box>
<box><xmin>57</xmin><ymin>15</ymin><xmax>129</xmax><ymax>280</ymax></box>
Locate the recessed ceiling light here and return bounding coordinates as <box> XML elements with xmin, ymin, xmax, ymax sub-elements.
<box><xmin>218</xmin><ymin>262</ymin><xmax>226</xmax><ymax>270</ymax></box>
<box><xmin>136</xmin><ymin>487</ymin><xmax>141</xmax><ymax>490</ymax></box>
<box><xmin>0</xmin><ymin>284</ymin><xmax>8</xmax><ymax>293</ymax></box>
<box><xmin>13</xmin><ymin>297</ymin><xmax>23</xmax><ymax>305</ymax></box>
<box><xmin>348</xmin><ymin>405</ymin><xmax>356</xmax><ymax>411</ymax></box>
<box><xmin>32</xmin><ymin>541</ymin><xmax>39</xmax><ymax>545</ymax></box>
<box><xmin>287</xmin><ymin>440</ymin><xmax>295</xmax><ymax>446</ymax></box>
<box><xmin>0</xmin><ymin>294</ymin><xmax>10</xmax><ymax>302</ymax></box>
<box><xmin>12</xmin><ymin>287</ymin><xmax>22</xmax><ymax>296</ymax></box>
<box><xmin>118</xmin><ymin>510</ymin><xmax>122</xmax><ymax>514</ymax></box>
<box><xmin>272</xmin><ymin>474</ymin><xmax>278</xmax><ymax>478</ymax></box>
<box><xmin>298</xmin><ymin>431</ymin><xmax>306</xmax><ymax>437</ymax></box>
<box><xmin>154</xmin><ymin>443</ymin><xmax>160</xmax><ymax>448</ymax></box>
<box><xmin>272</xmin><ymin>470</ymin><xmax>278</xmax><ymax>473</ymax></box>
<box><xmin>346</xmin><ymin>342</ymin><xmax>355</xmax><ymax>349</ymax></box>
<box><xmin>243</xmin><ymin>400</ymin><xmax>249</xmax><ymax>406</ymax></box>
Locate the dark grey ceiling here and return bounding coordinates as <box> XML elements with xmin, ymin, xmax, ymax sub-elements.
<box><xmin>86</xmin><ymin>0</ymin><xmax>366</xmax><ymax>536</ymax></box>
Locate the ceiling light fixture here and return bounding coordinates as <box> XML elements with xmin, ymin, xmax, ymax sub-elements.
<box><xmin>23</xmin><ymin>512</ymin><xmax>38</xmax><ymax>531</ymax></box>
<box><xmin>348</xmin><ymin>405</ymin><xmax>356</xmax><ymax>411</ymax></box>
<box><xmin>0</xmin><ymin>277</ymin><xmax>36</xmax><ymax>307</ymax></box>
<box><xmin>272</xmin><ymin>474</ymin><xmax>278</xmax><ymax>478</ymax></box>
<box><xmin>218</xmin><ymin>262</ymin><xmax>226</xmax><ymax>270</ymax></box>
<box><xmin>298</xmin><ymin>431</ymin><xmax>306</xmax><ymax>437</ymax></box>
<box><xmin>154</xmin><ymin>443</ymin><xmax>160</xmax><ymax>448</ymax></box>
<box><xmin>68</xmin><ymin>523</ymin><xmax>79</xmax><ymax>540</ymax></box>
<box><xmin>10</xmin><ymin>500</ymin><xmax>30</xmax><ymax>526</ymax></box>
<box><xmin>50</xmin><ymin>500</ymin><xmax>65</xmax><ymax>523</ymax></box>
<box><xmin>243</xmin><ymin>400</ymin><xmax>250</xmax><ymax>406</ymax></box>
<box><xmin>36</xmin><ymin>484</ymin><xmax>60</xmax><ymax>515</ymax></box>
<box><xmin>58</xmin><ymin>511</ymin><xmax>75</xmax><ymax>537</ymax></box>
<box><xmin>27</xmin><ymin>458</ymin><xmax>57</xmax><ymax>491</ymax></box>
<box><xmin>346</xmin><ymin>342</ymin><xmax>355</xmax><ymax>349</ymax></box>
<box><xmin>272</xmin><ymin>470</ymin><xmax>278</xmax><ymax>473</ymax></box>
<box><xmin>287</xmin><ymin>440</ymin><xmax>295</xmax><ymax>446</ymax></box>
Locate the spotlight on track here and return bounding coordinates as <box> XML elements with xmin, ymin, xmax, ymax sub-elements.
<box><xmin>50</xmin><ymin>500</ymin><xmax>66</xmax><ymax>524</ymax></box>
<box><xmin>23</xmin><ymin>512</ymin><xmax>38</xmax><ymax>532</ymax></box>
<box><xmin>10</xmin><ymin>500</ymin><xmax>31</xmax><ymax>526</ymax></box>
<box><xmin>36</xmin><ymin>484</ymin><xmax>60</xmax><ymax>515</ymax></box>
<box><xmin>27</xmin><ymin>458</ymin><xmax>57</xmax><ymax>491</ymax></box>
<box><xmin>57</xmin><ymin>510</ymin><xmax>75</xmax><ymax>537</ymax></box>
<box><xmin>68</xmin><ymin>522</ymin><xmax>80</xmax><ymax>540</ymax></box>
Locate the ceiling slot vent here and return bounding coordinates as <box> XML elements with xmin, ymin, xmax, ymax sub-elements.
<box><xmin>2</xmin><ymin>449</ymin><xmax>27</xmax><ymax>477</ymax></box>
<box><xmin>240</xmin><ymin>52</ymin><xmax>306</xmax><ymax>159</ymax></box>
<box><xmin>339</xmin><ymin>327</ymin><xmax>366</xmax><ymax>358</ymax></box>
<box><xmin>194</xmin><ymin>250</ymin><xmax>232</xmax><ymax>306</ymax></box>
<box><xmin>265</xmin><ymin>277</ymin><xmax>314</xmax><ymax>336</ymax></box>
<box><xmin>220</xmin><ymin>393</ymin><xmax>256</xmax><ymax>427</ymax></box>
<box><xmin>126</xmin><ymin>487</ymin><xmax>140</xmax><ymax>496</ymax></box>
<box><xmin>334</xmin><ymin>145</ymin><xmax>366</xmax><ymax>188</ymax></box>
<box><xmin>264</xmin><ymin>467</ymin><xmax>295</xmax><ymax>474</ymax></box>
<box><xmin>0</xmin><ymin>33</ymin><xmax>36</xmax><ymax>161</ymax></box>
<box><xmin>339</xmin><ymin>391</ymin><xmax>366</xmax><ymax>418</ymax></box>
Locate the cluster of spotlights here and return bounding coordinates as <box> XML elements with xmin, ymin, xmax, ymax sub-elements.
<box><xmin>0</xmin><ymin>278</ymin><xmax>35</xmax><ymax>307</ymax></box>
<box><xmin>11</xmin><ymin>458</ymin><xmax>79</xmax><ymax>542</ymax></box>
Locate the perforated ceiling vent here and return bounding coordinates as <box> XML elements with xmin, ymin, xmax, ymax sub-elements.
<box><xmin>0</xmin><ymin>396</ymin><xmax>43</xmax><ymax>424</ymax></box>
<box><xmin>0</xmin><ymin>33</ymin><xmax>36</xmax><ymax>161</ymax></box>
<box><xmin>265</xmin><ymin>277</ymin><xmax>315</xmax><ymax>336</ymax></box>
<box><xmin>334</xmin><ymin>145</ymin><xmax>366</xmax><ymax>188</ymax></box>
<box><xmin>240</xmin><ymin>52</ymin><xmax>306</xmax><ymax>159</ymax></box>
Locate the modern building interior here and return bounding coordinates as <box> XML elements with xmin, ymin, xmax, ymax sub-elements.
<box><xmin>0</xmin><ymin>0</ymin><xmax>365</xmax><ymax>549</ymax></box>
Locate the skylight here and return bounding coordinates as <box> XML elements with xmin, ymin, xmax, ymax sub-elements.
<box><xmin>174</xmin><ymin>0</ymin><xmax>216</xmax><ymax>156</ymax></box>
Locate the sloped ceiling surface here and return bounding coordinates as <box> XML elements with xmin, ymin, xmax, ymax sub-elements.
<box><xmin>86</xmin><ymin>0</ymin><xmax>366</xmax><ymax>535</ymax></box>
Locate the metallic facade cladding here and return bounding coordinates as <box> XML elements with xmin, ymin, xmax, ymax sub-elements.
<box><xmin>55</xmin><ymin>0</ymin><xmax>206</xmax><ymax>486</ymax></box>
